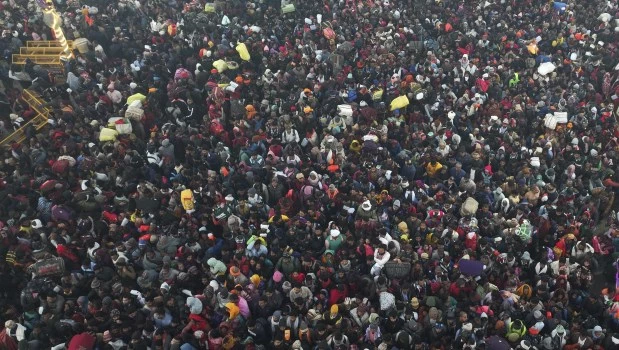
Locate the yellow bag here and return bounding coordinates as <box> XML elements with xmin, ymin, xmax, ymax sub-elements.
<box><xmin>99</xmin><ymin>128</ymin><xmax>118</xmax><ymax>142</ymax></box>
<box><xmin>181</xmin><ymin>189</ymin><xmax>195</xmax><ymax>211</ymax></box>
<box><xmin>204</xmin><ymin>3</ymin><xmax>215</xmax><ymax>13</ymax></box>
<box><xmin>213</xmin><ymin>59</ymin><xmax>228</xmax><ymax>73</ymax></box>
<box><xmin>168</xmin><ymin>24</ymin><xmax>177</xmax><ymax>37</ymax></box>
<box><xmin>236</xmin><ymin>43</ymin><xmax>250</xmax><ymax>61</ymax></box>
<box><xmin>527</xmin><ymin>42</ymin><xmax>538</xmax><ymax>55</ymax></box>
<box><xmin>390</xmin><ymin>95</ymin><xmax>410</xmax><ymax>111</ymax></box>
<box><xmin>372</xmin><ymin>89</ymin><xmax>383</xmax><ymax>101</ymax></box>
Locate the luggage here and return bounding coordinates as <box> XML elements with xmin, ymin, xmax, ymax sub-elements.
<box><xmin>52</xmin><ymin>159</ymin><xmax>70</xmax><ymax>174</ymax></box>
<box><xmin>235</xmin><ymin>43</ymin><xmax>250</xmax><ymax>61</ymax></box>
<box><xmin>337</xmin><ymin>104</ymin><xmax>353</xmax><ymax>117</ymax></box>
<box><xmin>20</xmin><ymin>278</ymin><xmax>55</xmax><ymax>307</ymax></box>
<box><xmin>282</xmin><ymin>4</ymin><xmax>295</xmax><ymax>13</ymax></box>
<box><xmin>114</xmin><ymin>119</ymin><xmax>133</xmax><ymax>135</ymax></box>
<box><xmin>384</xmin><ymin>261</ymin><xmax>411</xmax><ymax>279</ymax></box>
<box><xmin>322</xmin><ymin>22</ymin><xmax>335</xmax><ymax>40</ymax></box>
<box><xmin>213</xmin><ymin>59</ymin><xmax>228</xmax><ymax>73</ymax></box>
<box><xmin>204</xmin><ymin>3</ymin><xmax>215</xmax><ymax>12</ymax></box>
<box><xmin>181</xmin><ymin>189</ymin><xmax>195</xmax><ymax>211</ymax></box>
<box><xmin>99</xmin><ymin>128</ymin><xmax>119</xmax><ymax>142</ymax></box>
<box><xmin>460</xmin><ymin>197</ymin><xmax>479</xmax><ymax>216</ymax></box>
<box><xmin>28</xmin><ymin>257</ymin><xmax>65</xmax><ymax>278</ymax></box>
<box><xmin>52</xmin><ymin>205</ymin><xmax>73</xmax><ymax>222</ymax></box>
<box><xmin>390</xmin><ymin>95</ymin><xmax>409</xmax><ymax>111</ymax></box>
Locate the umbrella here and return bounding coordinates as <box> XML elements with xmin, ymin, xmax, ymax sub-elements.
<box><xmin>458</xmin><ymin>259</ymin><xmax>485</xmax><ymax>276</ymax></box>
<box><xmin>486</xmin><ymin>336</ymin><xmax>511</xmax><ymax>350</ymax></box>
<box><xmin>68</xmin><ymin>333</ymin><xmax>95</xmax><ymax>350</ymax></box>
<box><xmin>127</xmin><ymin>93</ymin><xmax>146</xmax><ymax>105</ymax></box>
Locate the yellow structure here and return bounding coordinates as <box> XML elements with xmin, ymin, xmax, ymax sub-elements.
<box><xmin>0</xmin><ymin>90</ymin><xmax>52</xmax><ymax>147</ymax></box>
<box><xmin>39</xmin><ymin>0</ymin><xmax>72</xmax><ymax>59</ymax></box>
<box><xmin>12</xmin><ymin>40</ymin><xmax>73</xmax><ymax>66</ymax></box>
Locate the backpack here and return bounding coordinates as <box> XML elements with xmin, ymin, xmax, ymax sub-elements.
<box><xmin>79</xmin><ymin>156</ymin><xmax>96</xmax><ymax>172</ymax></box>
<box><xmin>300</xmin><ymin>184</ymin><xmax>315</xmax><ymax>202</ymax></box>
<box><xmin>21</xmin><ymin>278</ymin><xmax>55</xmax><ymax>307</ymax></box>
<box><xmin>506</xmin><ymin>319</ymin><xmax>526</xmax><ymax>342</ymax></box>
<box><xmin>52</xmin><ymin>159</ymin><xmax>70</xmax><ymax>174</ymax></box>
<box><xmin>516</xmin><ymin>284</ymin><xmax>533</xmax><ymax>299</ymax></box>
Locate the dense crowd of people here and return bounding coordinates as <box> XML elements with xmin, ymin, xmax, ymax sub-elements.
<box><xmin>0</xmin><ymin>0</ymin><xmax>619</xmax><ymax>349</ymax></box>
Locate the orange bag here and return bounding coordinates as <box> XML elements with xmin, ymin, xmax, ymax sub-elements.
<box><xmin>322</xmin><ymin>22</ymin><xmax>335</xmax><ymax>40</ymax></box>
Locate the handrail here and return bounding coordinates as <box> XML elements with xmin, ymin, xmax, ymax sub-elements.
<box><xmin>0</xmin><ymin>90</ymin><xmax>51</xmax><ymax>147</ymax></box>
<box><xmin>12</xmin><ymin>54</ymin><xmax>63</xmax><ymax>65</ymax></box>
<box><xmin>26</xmin><ymin>40</ymin><xmax>73</xmax><ymax>48</ymax></box>
<box><xmin>0</xmin><ymin>113</ymin><xmax>48</xmax><ymax>147</ymax></box>
<box><xmin>20</xmin><ymin>47</ymin><xmax>67</xmax><ymax>55</ymax></box>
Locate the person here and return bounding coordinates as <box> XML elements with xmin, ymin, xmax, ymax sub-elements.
<box><xmin>0</xmin><ymin>0</ymin><xmax>618</xmax><ymax>348</ymax></box>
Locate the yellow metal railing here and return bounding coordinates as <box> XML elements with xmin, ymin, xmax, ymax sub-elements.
<box><xmin>22</xmin><ymin>90</ymin><xmax>53</xmax><ymax>117</ymax></box>
<box><xmin>26</xmin><ymin>40</ymin><xmax>73</xmax><ymax>48</ymax></box>
<box><xmin>20</xmin><ymin>46</ymin><xmax>67</xmax><ymax>55</ymax></box>
<box><xmin>0</xmin><ymin>90</ymin><xmax>51</xmax><ymax>147</ymax></box>
<box><xmin>12</xmin><ymin>54</ymin><xmax>62</xmax><ymax>65</ymax></box>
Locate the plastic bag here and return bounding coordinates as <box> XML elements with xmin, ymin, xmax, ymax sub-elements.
<box><xmin>282</xmin><ymin>4</ymin><xmax>295</xmax><ymax>13</ymax></box>
<box><xmin>204</xmin><ymin>3</ymin><xmax>215</xmax><ymax>12</ymax></box>
<box><xmin>544</xmin><ymin>113</ymin><xmax>557</xmax><ymax>129</ymax></box>
<box><xmin>221</xmin><ymin>15</ymin><xmax>230</xmax><ymax>25</ymax></box>
<box><xmin>125</xmin><ymin>106</ymin><xmax>144</xmax><ymax>121</ymax></box>
<box><xmin>337</xmin><ymin>104</ymin><xmax>353</xmax><ymax>117</ymax></box>
<box><xmin>115</xmin><ymin>119</ymin><xmax>133</xmax><ymax>135</ymax></box>
<box><xmin>213</xmin><ymin>59</ymin><xmax>228</xmax><ymax>73</ymax></box>
<box><xmin>390</xmin><ymin>95</ymin><xmax>410</xmax><ymax>111</ymax></box>
<box><xmin>538</xmin><ymin>62</ymin><xmax>556</xmax><ymax>76</ymax></box>
<box><xmin>236</xmin><ymin>43</ymin><xmax>250</xmax><ymax>61</ymax></box>
<box><xmin>99</xmin><ymin>128</ymin><xmax>118</xmax><ymax>142</ymax></box>
<box><xmin>372</xmin><ymin>89</ymin><xmax>384</xmax><ymax>101</ymax></box>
